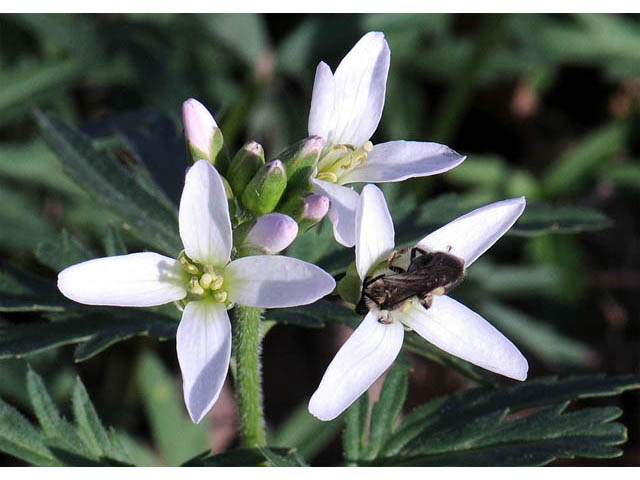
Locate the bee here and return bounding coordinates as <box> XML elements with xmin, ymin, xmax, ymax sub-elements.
<box><xmin>356</xmin><ymin>247</ymin><xmax>465</xmax><ymax>323</ymax></box>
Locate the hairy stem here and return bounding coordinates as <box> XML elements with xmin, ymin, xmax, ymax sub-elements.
<box><xmin>232</xmin><ymin>305</ymin><xmax>266</xmax><ymax>448</ymax></box>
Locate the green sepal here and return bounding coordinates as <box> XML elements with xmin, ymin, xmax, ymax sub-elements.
<box><xmin>241</xmin><ymin>160</ymin><xmax>287</xmax><ymax>214</ymax></box>
<box><xmin>186</xmin><ymin>127</ymin><xmax>224</xmax><ymax>168</ymax></box>
<box><xmin>337</xmin><ymin>262</ymin><xmax>362</xmax><ymax>307</ymax></box>
<box><xmin>278</xmin><ymin>135</ymin><xmax>323</xmax><ymax>188</ymax></box>
<box><xmin>276</xmin><ymin>188</ymin><xmax>307</xmax><ymax>222</ymax></box>
<box><xmin>227</xmin><ymin>141</ymin><xmax>265</xmax><ymax>197</ymax></box>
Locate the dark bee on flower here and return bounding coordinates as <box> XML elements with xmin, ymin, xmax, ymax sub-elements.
<box><xmin>356</xmin><ymin>248</ymin><xmax>465</xmax><ymax>323</ymax></box>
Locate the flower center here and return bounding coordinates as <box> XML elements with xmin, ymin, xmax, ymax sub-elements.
<box><xmin>315</xmin><ymin>141</ymin><xmax>373</xmax><ymax>184</ymax></box>
<box><xmin>178</xmin><ymin>251</ymin><xmax>231</xmax><ymax>306</ymax></box>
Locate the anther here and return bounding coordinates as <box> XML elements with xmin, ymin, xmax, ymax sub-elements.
<box><xmin>214</xmin><ymin>291</ymin><xmax>228</xmax><ymax>303</ymax></box>
<box><xmin>210</xmin><ymin>276</ymin><xmax>224</xmax><ymax>290</ymax></box>
<box><xmin>199</xmin><ymin>273</ymin><xmax>213</xmax><ymax>289</ymax></box>
<box><xmin>188</xmin><ymin>277</ymin><xmax>205</xmax><ymax>295</ymax></box>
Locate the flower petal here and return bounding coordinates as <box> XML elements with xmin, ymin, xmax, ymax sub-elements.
<box><xmin>308</xmin><ymin>61</ymin><xmax>335</xmax><ymax>141</ymax></box>
<box><xmin>177</xmin><ymin>300</ymin><xmax>232</xmax><ymax>424</ymax></box>
<box><xmin>401</xmin><ymin>296</ymin><xmax>528</xmax><ymax>381</ymax></box>
<box><xmin>58</xmin><ymin>252</ymin><xmax>186</xmax><ymax>307</ymax></box>
<box><xmin>311</xmin><ymin>178</ymin><xmax>359</xmax><ymax>247</ymax></box>
<box><xmin>356</xmin><ymin>184</ymin><xmax>395</xmax><ymax>280</ymax></box>
<box><xmin>330</xmin><ymin>31</ymin><xmax>390</xmax><ymax>146</ymax></box>
<box><xmin>179</xmin><ymin>160</ymin><xmax>232</xmax><ymax>267</ymax></box>
<box><xmin>340</xmin><ymin>141</ymin><xmax>466</xmax><ymax>184</ymax></box>
<box><xmin>417</xmin><ymin>197</ymin><xmax>526</xmax><ymax>267</ymax></box>
<box><xmin>225</xmin><ymin>256</ymin><xmax>336</xmax><ymax>308</ymax></box>
<box><xmin>309</xmin><ymin>311</ymin><xmax>404</xmax><ymax>421</ymax></box>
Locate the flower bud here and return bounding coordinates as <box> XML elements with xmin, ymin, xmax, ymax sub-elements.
<box><xmin>182</xmin><ymin>98</ymin><xmax>223</xmax><ymax>167</ymax></box>
<box><xmin>278</xmin><ymin>135</ymin><xmax>324</xmax><ymax>187</ymax></box>
<box><xmin>243</xmin><ymin>213</ymin><xmax>298</xmax><ymax>255</ymax></box>
<box><xmin>227</xmin><ymin>141</ymin><xmax>265</xmax><ymax>197</ymax></box>
<box><xmin>301</xmin><ymin>194</ymin><xmax>330</xmax><ymax>222</ymax></box>
<box><xmin>241</xmin><ymin>159</ymin><xmax>287</xmax><ymax>214</ymax></box>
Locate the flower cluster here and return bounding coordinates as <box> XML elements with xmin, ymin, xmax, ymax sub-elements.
<box><xmin>57</xmin><ymin>31</ymin><xmax>528</xmax><ymax>425</ymax></box>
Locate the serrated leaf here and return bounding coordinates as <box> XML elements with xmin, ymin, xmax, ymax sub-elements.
<box><xmin>36</xmin><ymin>111</ymin><xmax>182</xmax><ymax>256</ymax></box>
<box><xmin>343</xmin><ymin>392</ymin><xmax>369</xmax><ymax>465</ymax></box>
<box><xmin>365</xmin><ymin>356</ymin><xmax>409</xmax><ymax>460</ymax></box>
<box><xmin>72</xmin><ymin>377</ymin><xmax>129</xmax><ymax>463</ymax></box>
<box><xmin>0</xmin><ymin>397</ymin><xmax>60</xmax><ymax>466</ymax></box>
<box><xmin>26</xmin><ymin>368</ymin><xmax>91</xmax><ymax>457</ymax></box>
<box><xmin>136</xmin><ymin>350</ymin><xmax>209</xmax><ymax>466</ymax></box>
<box><xmin>382</xmin><ymin>374</ymin><xmax>640</xmax><ymax>464</ymax></box>
<box><xmin>376</xmin><ymin>405</ymin><xmax>625</xmax><ymax>466</ymax></box>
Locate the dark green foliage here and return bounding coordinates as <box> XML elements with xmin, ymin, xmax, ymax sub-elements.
<box><xmin>0</xmin><ymin>368</ymin><xmax>133</xmax><ymax>466</ymax></box>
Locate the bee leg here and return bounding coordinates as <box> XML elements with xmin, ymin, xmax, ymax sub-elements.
<box><xmin>388</xmin><ymin>265</ymin><xmax>405</xmax><ymax>274</ymax></box>
<box><xmin>411</xmin><ymin>246</ymin><xmax>430</xmax><ymax>261</ymax></box>
<box><xmin>363</xmin><ymin>274</ymin><xmax>385</xmax><ymax>288</ymax></box>
<box><xmin>419</xmin><ymin>294</ymin><xmax>433</xmax><ymax>310</ymax></box>
<box><xmin>377</xmin><ymin>310</ymin><xmax>394</xmax><ymax>324</ymax></box>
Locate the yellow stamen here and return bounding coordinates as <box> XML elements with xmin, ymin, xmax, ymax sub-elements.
<box><xmin>214</xmin><ymin>291</ymin><xmax>228</xmax><ymax>303</ymax></box>
<box><xmin>199</xmin><ymin>273</ymin><xmax>213</xmax><ymax>289</ymax></box>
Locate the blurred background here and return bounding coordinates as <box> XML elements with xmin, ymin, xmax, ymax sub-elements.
<box><xmin>0</xmin><ymin>13</ymin><xmax>639</xmax><ymax>465</ymax></box>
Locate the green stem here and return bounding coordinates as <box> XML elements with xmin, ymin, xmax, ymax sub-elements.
<box><xmin>232</xmin><ymin>304</ymin><xmax>267</xmax><ymax>448</ymax></box>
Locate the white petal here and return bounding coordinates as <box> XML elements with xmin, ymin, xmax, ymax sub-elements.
<box><xmin>330</xmin><ymin>31</ymin><xmax>390</xmax><ymax>146</ymax></box>
<box><xmin>225</xmin><ymin>256</ymin><xmax>336</xmax><ymax>308</ymax></box>
<box><xmin>177</xmin><ymin>300</ymin><xmax>232</xmax><ymax>424</ymax></box>
<box><xmin>308</xmin><ymin>62</ymin><xmax>335</xmax><ymax>141</ymax></box>
<box><xmin>309</xmin><ymin>311</ymin><xmax>404</xmax><ymax>421</ymax></box>
<box><xmin>57</xmin><ymin>252</ymin><xmax>186</xmax><ymax>307</ymax></box>
<box><xmin>340</xmin><ymin>141</ymin><xmax>466</xmax><ymax>184</ymax></box>
<box><xmin>356</xmin><ymin>184</ymin><xmax>395</xmax><ymax>280</ymax></box>
<box><xmin>417</xmin><ymin>197</ymin><xmax>526</xmax><ymax>267</ymax></box>
<box><xmin>401</xmin><ymin>296</ymin><xmax>528</xmax><ymax>381</ymax></box>
<box><xmin>311</xmin><ymin>178</ymin><xmax>359</xmax><ymax>247</ymax></box>
<box><xmin>179</xmin><ymin>160</ymin><xmax>232</xmax><ymax>267</ymax></box>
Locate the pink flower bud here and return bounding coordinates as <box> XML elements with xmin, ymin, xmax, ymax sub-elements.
<box><xmin>302</xmin><ymin>194</ymin><xmax>330</xmax><ymax>222</ymax></box>
<box><xmin>246</xmin><ymin>213</ymin><xmax>299</xmax><ymax>254</ymax></box>
<box><xmin>182</xmin><ymin>98</ymin><xmax>218</xmax><ymax>159</ymax></box>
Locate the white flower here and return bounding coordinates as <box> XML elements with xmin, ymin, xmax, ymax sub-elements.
<box><xmin>58</xmin><ymin>160</ymin><xmax>336</xmax><ymax>424</ymax></box>
<box><xmin>307</xmin><ymin>32</ymin><xmax>466</xmax><ymax>247</ymax></box>
<box><xmin>308</xmin><ymin>185</ymin><xmax>528</xmax><ymax>421</ymax></box>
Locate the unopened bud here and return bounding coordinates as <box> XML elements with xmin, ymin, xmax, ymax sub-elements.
<box><xmin>244</xmin><ymin>213</ymin><xmax>298</xmax><ymax>255</ymax></box>
<box><xmin>302</xmin><ymin>194</ymin><xmax>330</xmax><ymax>222</ymax></box>
<box><xmin>227</xmin><ymin>141</ymin><xmax>265</xmax><ymax>196</ymax></box>
<box><xmin>182</xmin><ymin>98</ymin><xmax>223</xmax><ymax>166</ymax></box>
<box><xmin>278</xmin><ymin>135</ymin><xmax>324</xmax><ymax>187</ymax></box>
<box><xmin>241</xmin><ymin>159</ymin><xmax>287</xmax><ymax>214</ymax></box>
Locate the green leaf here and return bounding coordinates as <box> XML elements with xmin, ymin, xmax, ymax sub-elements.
<box><xmin>103</xmin><ymin>224</ymin><xmax>129</xmax><ymax>257</ymax></box>
<box><xmin>543</xmin><ymin>121</ymin><xmax>629</xmax><ymax>197</ymax></box>
<box><xmin>0</xmin><ymin>267</ymin><xmax>70</xmax><ymax>312</ymax></box>
<box><xmin>35</xmin><ymin>230</ymin><xmax>96</xmax><ymax>272</ymax></box>
<box><xmin>477</xmin><ymin>300</ymin><xmax>597</xmax><ymax>369</ymax></box>
<box><xmin>182</xmin><ymin>447</ymin><xmax>304</xmax><ymax>467</ymax></box>
<box><xmin>365</xmin><ymin>356</ymin><xmax>410</xmax><ymax>460</ymax></box>
<box><xmin>382</xmin><ymin>374</ymin><xmax>640</xmax><ymax>465</ymax></box>
<box><xmin>0</xmin><ymin>309</ymin><xmax>177</xmax><ymax>362</ymax></box>
<box><xmin>0</xmin><ymin>58</ymin><xmax>84</xmax><ymax>126</ymax></box>
<box><xmin>0</xmin><ymin>397</ymin><xmax>60</xmax><ymax>466</ymax></box>
<box><xmin>36</xmin><ymin>111</ymin><xmax>182</xmax><ymax>256</ymax></box>
<box><xmin>136</xmin><ymin>350</ymin><xmax>209</xmax><ymax>466</ymax></box>
<box><xmin>257</xmin><ymin>446</ymin><xmax>306</xmax><ymax>467</ymax></box>
<box><xmin>26</xmin><ymin>367</ymin><xmax>91</xmax><ymax>457</ymax></box>
<box><xmin>343</xmin><ymin>392</ymin><xmax>369</xmax><ymax>465</ymax></box>
<box><xmin>202</xmin><ymin>14</ymin><xmax>269</xmax><ymax>68</ymax></box>
<box><xmin>270</xmin><ymin>402</ymin><xmax>343</xmax><ymax>461</ymax></box>
<box><xmin>511</xmin><ymin>203</ymin><xmax>612</xmax><ymax>236</ymax></box>
<box><xmin>71</xmin><ymin>377</ymin><xmax>129</xmax><ymax>463</ymax></box>
<box><xmin>377</xmin><ymin>404</ymin><xmax>625</xmax><ymax>466</ymax></box>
